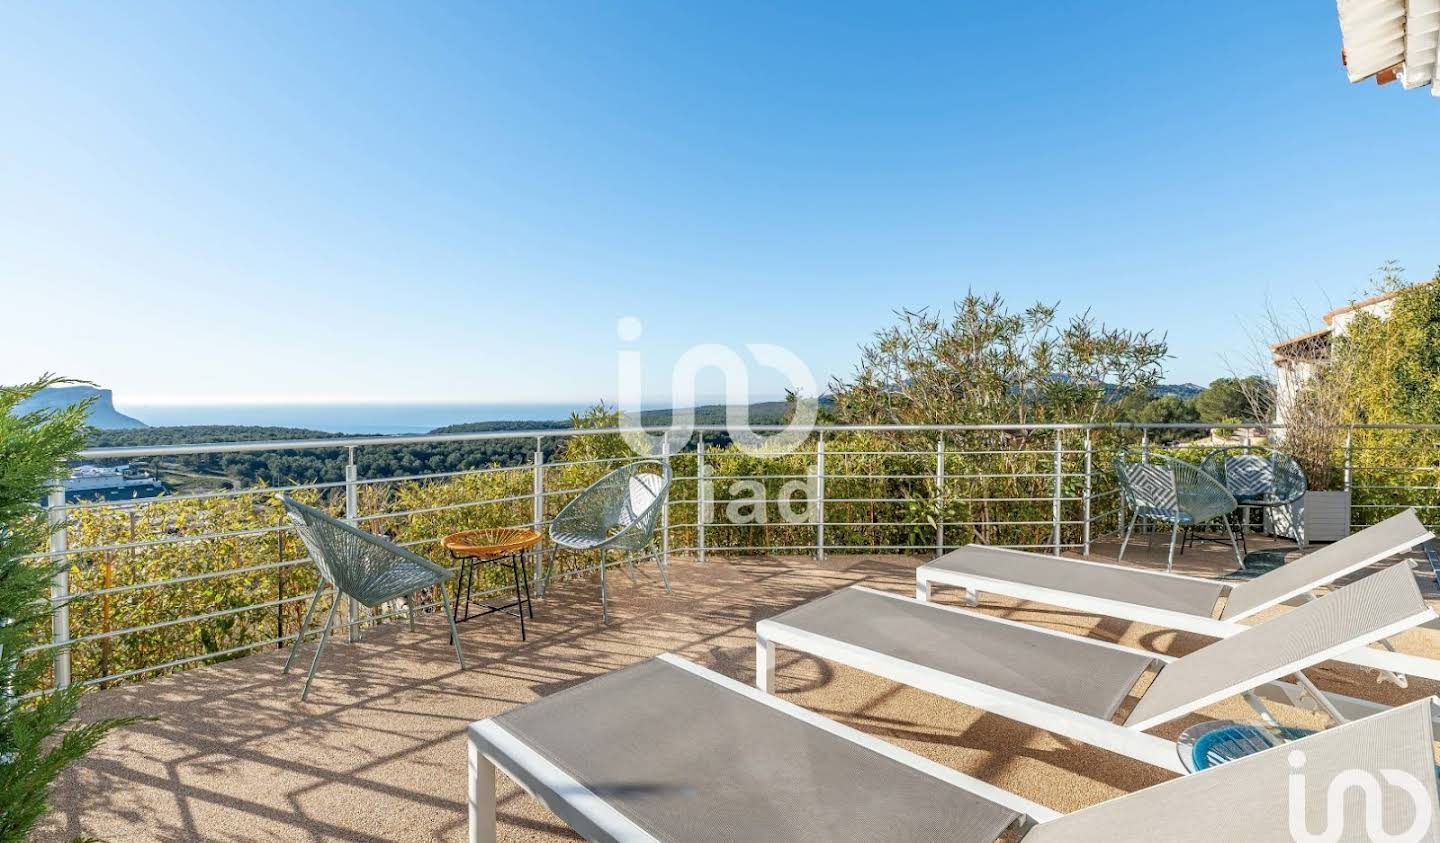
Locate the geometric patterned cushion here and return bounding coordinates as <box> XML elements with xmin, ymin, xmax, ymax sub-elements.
<box><xmin>1121</xmin><ymin>462</ymin><xmax>1178</xmax><ymax>511</ymax></box>
<box><xmin>1223</xmin><ymin>455</ymin><xmax>1274</xmax><ymax>500</ymax></box>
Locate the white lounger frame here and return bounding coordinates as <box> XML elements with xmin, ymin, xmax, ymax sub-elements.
<box><xmin>755</xmin><ymin>586</ymin><xmax>1437</xmax><ymax>775</ymax></box>
<box><xmin>468</xmin><ymin>653</ymin><xmax>1056</xmax><ymax>843</ymax></box>
<box><xmin>914</xmin><ymin>539</ymin><xmax>1440</xmax><ymax>682</ymax></box>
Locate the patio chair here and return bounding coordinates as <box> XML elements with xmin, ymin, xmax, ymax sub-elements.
<box><xmin>1201</xmin><ymin>446</ymin><xmax>1308</xmax><ymax>549</ymax></box>
<box><xmin>755</xmin><ymin>563</ymin><xmax>1434</xmax><ymax>773</ymax></box>
<box><xmin>914</xmin><ymin>508</ymin><xmax>1440</xmax><ymax>683</ymax></box>
<box><xmin>469</xmin><ymin>654</ymin><xmax>1440</xmax><ymax>842</ymax></box>
<box><xmin>546</xmin><ymin>459</ymin><xmax>671</xmax><ymax>624</ymax></box>
<box><xmin>279</xmin><ymin>495</ymin><xmax>464</xmax><ymax>701</ymax></box>
<box><xmin>1114</xmin><ymin>452</ymin><xmax>1241</xmax><ymax>571</ymax></box>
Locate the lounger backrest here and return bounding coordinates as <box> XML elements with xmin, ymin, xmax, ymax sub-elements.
<box><xmin>1026</xmin><ymin>697</ymin><xmax>1440</xmax><ymax>843</ymax></box>
<box><xmin>1221</xmin><ymin>508</ymin><xmax>1433</xmax><ymax>621</ymax></box>
<box><xmin>1124</xmin><ymin>563</ymin><xmax>1433</xmax><ymax>730</ymax></box>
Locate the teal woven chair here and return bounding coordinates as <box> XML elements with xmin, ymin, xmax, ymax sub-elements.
<box><xmin>1115</xmin><ymin>452</ymin><xmax>1241</xmax><ymax>571</ymax></box>
<box><xmin>546</xmin><ymin>460</ymin><xmax>671</xmax><ymax>624</ymax></box>
<box><xmin>1200</xmin><ymin>446</ymin><xmax>1308</xmax><ymax>549</ymax></box>
<box><xmin>279</xmin><ymin>495</ymin><xmax>464</xmax><ymax>700</ymax></box>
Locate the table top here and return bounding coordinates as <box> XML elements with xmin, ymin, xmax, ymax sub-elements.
<box><xmin>442</xmin><ymin>527</ymin><xmax>542</xmax><ymax>559</ymax></box>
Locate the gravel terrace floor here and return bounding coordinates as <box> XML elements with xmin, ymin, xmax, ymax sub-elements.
<box><xmin>39</xmin><ymin>533</ymin><xmax>1440</xmax><ymax>842</ymax></box>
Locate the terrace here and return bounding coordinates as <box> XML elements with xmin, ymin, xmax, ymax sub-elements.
<box><xmin>32</xmin><ymin>422</ymin><xmax>1440</xmax><ymax>841</ymax></box>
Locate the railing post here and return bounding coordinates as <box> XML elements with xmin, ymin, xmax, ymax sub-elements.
<box><xmin>532</xmin><ymin>438</ymin><xmax>544</xmax><ymax>532</ymax></box>
<box><xmin>344</xmin><ymin>448</ymin><xmax>359</xmax><ymax>642</ymax></box>
<box><xmin>935</xmin><ymin>436</ymin><xmax>945</xmax><ymax>558</ymax></box>
<box><xmin>47</xmin><ymin>484</ymin><xmax>71</xmax><ymax>689</ymax></box>
<box><xmin>660</xmin><ymin>438</ymin><xmax>671</xmax><ymax>566</ymax></box>
<box><xmin>529</xmin><ymin>438</ymin><xmax>545</xmax><ymax>596</ymax></box>
<box><xmin>276</xmin><ymin>530</ymin><xmax>286</xmax><ymax>649</ymax></box>
<box><xmin>815</xmin><ymin>433</ymin><xmax>826</xmax><ymax>560</ymax></box>
<box><xmin>1082</xmin><ymin>429</ymin><xmax>1093</xmax><ymax>557</ymax></box>
<box><xmin>1343</xmin><ymin>429</ymin><xmax>1353</xmax><ymax>493</ymax></box>
<box><xmin>1051</xmin><ymin>429</ymin><xmax>1063</xmax><ymax>557</ymax></box>
<box><xmin>696</xmin><ymin>436</ymin><xmax>707</xmax><ymax>564</ymax></box>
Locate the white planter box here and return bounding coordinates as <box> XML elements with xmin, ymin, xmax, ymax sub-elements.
<box><xmin>1264</xmin><ymin>490</ymin><xmax>1352</xmax><ymax>544</ymax></box>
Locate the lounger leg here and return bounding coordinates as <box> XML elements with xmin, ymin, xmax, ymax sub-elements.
<box><xmin>300</xmin><ymin>596</ymin><xmax>341</xmax><ymax>701</ymax></box>
<box><xmin>1165</xmin><ymin>521</ymin><xmax>1178</xmax><ymax>572</ymax></box>
<box><xmin>624</xmin><ymin>553</ymin><xmax>638</xmax><ymax>584</ymax></box>
<box><xmin>1118</xmin><ymin>509</ymin><xmax>1140</xmax><ymax>560</ymax></box>
<box><xmin>439</xmin><ymin>582</ymin><xmax>467</xmax><ymax>670</ymax></box>
<box><xmin>283</xmin><ymin>583</ymin><xmax>326</xmax><ymax>674</ymax></box>
<box><xmin>916</xmin><ymin>577</ymin><xmax>930</xmax><ymax>601</ymax></box>
<box><xmin>756</xmin><ymin>634</ymin><xmax>775</xmax><ymax>693</ymax></box>
<box><xmin>406</xmin><ymin>593</ymin><xmax>416</xmax><ymax>631</ymax></box>
<box><xmin>468</xmin><ymin>735</ymin><xmax>497</xmax><ymax>843</ymax></box>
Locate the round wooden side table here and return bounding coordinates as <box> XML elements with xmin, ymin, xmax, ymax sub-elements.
<box><xmin>442</xmin><ymin>528</ymin><xmax>542</xmax><ymax>641</ymax></box>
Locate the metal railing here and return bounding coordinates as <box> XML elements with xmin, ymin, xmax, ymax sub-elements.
<box><xmin>32</xmin><ymin>420</ymin><xmax>1440</xmax><ymax>690</ymax></box>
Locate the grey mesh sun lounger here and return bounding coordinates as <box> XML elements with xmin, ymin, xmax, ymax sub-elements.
<box><xmin>756</xmin><ymin>563</ymin><xmax>1435</xmax><ymax>773</ymax></box>
<box><xmin>915</xmin><ymin>508</ymin><xmax>1440</xmax><ymax>682</ymax></box>
<box><xmin>467</xmin><ymin>654</ymin><xmax>1046</xmax><ymax>843</ymax></box>
<box><xmin>468</xmin><ymin>655</ymin><xmax>1440</xmax><ymax>842</ymax></box>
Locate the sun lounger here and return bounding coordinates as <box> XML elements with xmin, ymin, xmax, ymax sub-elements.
<box><xmin>914</xmin><ymin>508</ymin><xmax>1439</xmax><ymax>681</ymax></box>
<box><xmin>468</xmin><ymin>654</ymin><xmax>1440</xmax><ymax>842</ymax></box>
<box><xmin>467</xmin><ymin>654</ymin><xmax>1048</xmax><ymax>843</ymax></box>
<box><xmin>755</xmin><ymin>563</ymin><xmax>1435</xmax><ymax>773</ymax></box>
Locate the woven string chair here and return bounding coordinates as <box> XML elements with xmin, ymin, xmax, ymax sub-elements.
<box><xmin>1200</xmin><ymin>446</ymin><xmax>1308</xmax><ymax>549</ymax></box>
<box><xmin>1114</xmin><ymin>452</ymin><xmax>1241</xmax><ymax>571</ymax></box>
<box><xmin>279</xmin><ymin>495</ymin><xmax>464</xmax><ymax>700</ymax></box>
<box><xmin>546</xmin><ymin>459</ymin><xmax>672</xmax><ymax>623</ymax></box>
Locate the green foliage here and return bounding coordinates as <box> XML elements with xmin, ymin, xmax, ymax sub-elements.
<box><xmin>831</xmin><ymin>292</ymin><xmax>1168</xmax><ymax>426</ymax></box>
<box><xmin>1194</xmin><ymin>377</ymin><xmax>1273</xmax><ymax>422</ymax></box>
<box><xmin>1337</xmin><ymin>277</ymin><xmax>1440</xmax><ymax>426</ymax></box>
<box><xmin>1125</xmin><ymin>394</ymin><xmax>1200</xmax><ymax>426</ymax></box>
<box><xmin>0</xmin><ymin>376</ymin><xmax>137</xmax><ymax>842</ymax></box>
<box><xmin>1327</xmin><ymin>274</ymin><xmax>1440</xmax><ymax>513</ymax></box>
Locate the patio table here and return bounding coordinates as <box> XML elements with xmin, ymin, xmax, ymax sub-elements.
<box><xmin>443</xmin><ymin>528</ymin><xmax>541</xmax><ymax>641</ymax></box>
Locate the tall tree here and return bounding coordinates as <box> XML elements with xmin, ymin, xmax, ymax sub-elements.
<box><xmin>1194</xmin><ymin>376</ymin><xmax>1274</xmax><ymax>422</ymax></box>
<box><xmin>830</xmin><ymin>292</ymin><xmax>1168</xmax><ymax>426</ymax></box>
<box><xmin>1</xmin><ymin>376</ymin><xmax>136</xmax><ymax>842</ymax></box>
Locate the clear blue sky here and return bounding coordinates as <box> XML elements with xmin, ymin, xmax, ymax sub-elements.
<box><xmin>1</xmin><ymin>2</ymin><xmax>1434</xmax><ymax>405</ymax></box>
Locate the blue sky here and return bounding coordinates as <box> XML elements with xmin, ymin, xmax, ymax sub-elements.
<box><xmin>1</xmin><ymin>2</ymin><xmax>1435</xmax><ymax>406</ymax></box>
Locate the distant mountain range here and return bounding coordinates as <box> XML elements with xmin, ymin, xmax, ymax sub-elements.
<box><xmin>14</xmin><ymin>386</ymin><xmax>147</xmax><ymax>429</ymax></box>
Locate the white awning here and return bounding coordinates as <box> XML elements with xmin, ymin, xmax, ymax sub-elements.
<box><xmin>1337</xmin><ymin>0</ymin><xmax>1440</xmax><ymax>95</ymax></box>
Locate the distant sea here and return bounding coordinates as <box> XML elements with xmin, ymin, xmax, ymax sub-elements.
<box><xmin>115</xmin><ymin>403</ymin><xmax>592</xmax><ymax>435</ymax></box>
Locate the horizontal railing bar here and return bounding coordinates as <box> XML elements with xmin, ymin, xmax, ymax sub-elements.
<box><xmin>23</xmin><ymin>522</ymin><xmax>291</xmax><ymax>560</ymax></box>
<box><xmin>83</xmin><ymin>421</ymin><xmax>1440</xmax><ymax>462</ymax></box>
<box><xmin>58</xmin><ymin>557</ymin><xmax>311</xmax><ymax>603</ymax></box>
<box><xmin>29</xmin><ymin>593</ymin><xmax>319</xmax><ymax>651</ymax></box>
<box><xmin>58</xmin><ymin>478</ymin><xmax>350</xmax><ymax>511</ymax></box>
